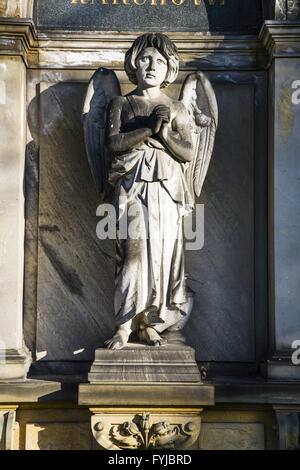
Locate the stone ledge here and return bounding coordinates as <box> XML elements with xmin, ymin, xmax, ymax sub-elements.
<box><xmin>259</xmin><ymin>21</ymin><xmax>300</xmax><ymax>61</ymax></box>
<box><xmin>0</xmin><ymin>379</ymin><xmax>61</xmax><ymax>403</ymax></box>
<box><xmin>79</xmin><ymin>382</ymin><xmax>214</xmax><ymax>408</ymax></box>
<box><xmin>1</xmin><ymin>376</ymin><xmax>300</xmax><ymax>405</ymax></box>
<box><xmin>0</xmin><ymin>18</ymin><xmax>267</xmax><ymax>70</ymax></box>
<box><xmin>211</xmin><ymin>377</ymin><xmax>300</xmax><ymax>404</ymax></box>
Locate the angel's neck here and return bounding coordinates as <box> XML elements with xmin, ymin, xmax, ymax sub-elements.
<box><xmin>134</xmin><ymin>85</ymin><xmax>161</xmax><ymax>99</ymax></box>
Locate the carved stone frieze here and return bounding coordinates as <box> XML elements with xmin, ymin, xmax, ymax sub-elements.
<box><xmin>91</xmin><ymin>411</ymin><xmax>201</xmax><ymax>450</ymax></box>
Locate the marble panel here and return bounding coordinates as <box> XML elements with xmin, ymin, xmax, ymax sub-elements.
<box><xmin>31</xmin><ymin>73</ymin><xmax>265</xmax><ymax>365</ymax></box>
<box><xmin>33</xmin><ymin>0</ymin><xmax>263</xmax><ymax>33</ymax></box>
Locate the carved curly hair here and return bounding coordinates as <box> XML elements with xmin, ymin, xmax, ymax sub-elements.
<box><xmin>124</xmin><ymin>33</ymin><xmax>179</xmax><ymax>89</ymax></box>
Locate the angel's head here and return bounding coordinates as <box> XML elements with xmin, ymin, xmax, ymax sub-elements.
<box><xmin>124</xmin><ymin>33</ymin><xmax>179</xmax><ymax>89</ymax></box>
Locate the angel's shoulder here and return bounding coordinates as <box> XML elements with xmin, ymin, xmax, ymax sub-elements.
<box><xmin>171</xmin><ymin>99</ymin><xmax>189</xmax><ymax>121</ymax></box>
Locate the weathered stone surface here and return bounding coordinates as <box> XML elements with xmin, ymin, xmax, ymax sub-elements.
<box><xmin>0</xmin><ymin>409</ymin><xmax>17</xmax><ymax>450</ymax></box>
<box><xmin>79</xmin><ymin>382</ymin><xmax>214</xmax><ymax>406</ymax></box>
<box><xmin>275</xmin><ymin>407</ymin><xmax>300</xmax><ymax>449</ymax></box>
<box><xmin>34</xmin><ymin>0</ymin><xmax>263</xmax><ymax>33</ymax></box>
<box><xmin>199</xmin><ymin>422</ymin><xmax>265</xmax><ymax>450</ymax></box>
<box><xmin>0</xmin><ymin>380</ymin><xmax>62</xmax><ymax>403</ymax></box>
<box><xmin>34</xmin><ymin>81</ymin><xmax>115</xmax><ymax>363</ymax></box>
<box><xmin>88</xmin><ymin>344</ymin><xmax>201</xmax><ymax>382</ymax></box>
<box><xmin>91</xmin><ymin>411</ymin><xmax>201</xmax><ymax>450</ymax></box>
<box><xmin>270</xmin><ymin>59</ymin><xmax>300</xmax><ymax>352</ymax></box>
<box><xmin>0</xmin><ymin>55</ymin><xmax>32</xmax><ymax>380</ymax></box>
<box><xmin>0</xmin><ymin>0</ymin><xmax>33</xmax><ymax>17</ymax></box>
<box><xmin>25</xmin><ymin>422</ymin><xmax>92</xmax><ymax>450</ymax></box>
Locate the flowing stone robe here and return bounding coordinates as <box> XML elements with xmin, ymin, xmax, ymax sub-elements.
<box><xmin>108</xmin><ymin>96</ymin><xmax>194</xmax><ymax>331</ymax></box>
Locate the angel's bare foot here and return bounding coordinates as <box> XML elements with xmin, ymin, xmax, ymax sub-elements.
<box><xmin>139</xmin><ymin>327</ymin><xmax>167</xmax><ymax>347</ymax></box>
<box><xmin>105</xmin><ymin>322</ymin><xmax>132</xmax><ymax>349</ymax></box>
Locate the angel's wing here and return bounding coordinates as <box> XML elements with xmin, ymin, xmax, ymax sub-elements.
<box><xmin>83</xmin><ymin>67</ymin><xmax>121</xmax><ymax>201</ymax></box>
<box><xmin>179</xmin><ymin>72</ymin><xmax>218</xmax><ymax>200</ymax></box>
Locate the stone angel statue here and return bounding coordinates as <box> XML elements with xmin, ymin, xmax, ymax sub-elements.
<box><xmin>82</xmin><ymin>33</ymin><xmax>218</xmax><ymax>349</ymax></box>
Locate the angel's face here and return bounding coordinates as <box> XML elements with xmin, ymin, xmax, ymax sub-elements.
<box><xmin>135</xmin><ymin>47</ymin><xmax>168</xmax><ymax>89</ymax></box>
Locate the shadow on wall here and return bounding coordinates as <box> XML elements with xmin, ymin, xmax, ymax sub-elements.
<box><xmin>24</xmin><ymin>82</ymin><xmax>116</xmax><ymax>367</ymax></box>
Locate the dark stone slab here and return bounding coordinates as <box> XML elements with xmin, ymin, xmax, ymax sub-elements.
<box><xmin>33</xmin><ymin>0</ymin><xmax>263</xmax><ymax>33</ymax></box>
<box><xmin>88</xmin><ymin>343</ymin><xmax>202</xmax><ymax>382</ymax></box>
<box><xmin>34</xmin><ymin>82</ymin><xmax>116</xmax><ymax>363</ymax></box>
<box><xmin>211</xmin><ymin>377</ymin><xmax>300</xmax><ymax>404</ymax></box>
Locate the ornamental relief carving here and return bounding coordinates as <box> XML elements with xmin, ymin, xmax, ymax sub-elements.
<box><xmin>91</xmin><ymin>412</ymin><xmax>201</xmax><ymax>450</ymax></box>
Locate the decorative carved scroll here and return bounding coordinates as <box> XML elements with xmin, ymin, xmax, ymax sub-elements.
<box><xmin>91</xmin><ymin>412</ymin><xmax>201</xmax><ymax>450</ymax></box>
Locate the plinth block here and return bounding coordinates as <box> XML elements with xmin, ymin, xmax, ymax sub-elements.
<box><xmin>88</xmin><ymin>343</ymin><xmax>201</xmax><ymax>383</ymax></box>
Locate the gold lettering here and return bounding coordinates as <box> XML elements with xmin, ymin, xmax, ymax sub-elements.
<box><xmin>208</xmin><ymin>0</ymin><xmax>226</xmax><ymax>5</ymax></box>
<box><xmin>69</xmin><ymin>0</ymin><xmax>225</xmax><ymax>6</ymax></box>
<box><xmin>71</xmin><ymin>0</ymin><xmax>95</xmax><ymax>3</ymax></box>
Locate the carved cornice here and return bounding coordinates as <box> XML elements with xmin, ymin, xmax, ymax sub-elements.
<box><xmin>259</xmin><ymin>21</ymin><xmax>300</xmax><ymax>63</ymax></box>
<box><xmin>3</xmin><ymin>18</ymin><xmax>299</xmax><ymax>70</ymax></box>
<box><xmin>0</xmin><ymin>18</ymin><xmax>37</xmax><ymax>66</ymax></box>
<box><xmin>0</xmin><ymin>18</ymin><xmax>265</xmax><ymax>69</ymax></box>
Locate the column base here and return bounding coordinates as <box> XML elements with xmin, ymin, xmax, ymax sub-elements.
<box><xmin>0</xmin><ymin>348</ymin><xmax>32</xmax><ymax>381</ymax></box>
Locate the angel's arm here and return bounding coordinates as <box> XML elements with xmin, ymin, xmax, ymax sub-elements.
<box><xmin>106</xmin><ymin>96</ymin><xmax>164</xmax><ymax>153</ymax></box>
<box><xmin>158</xmin><ymin>101</ymin><xmax>194</xmax><ymax>163</ymax></box>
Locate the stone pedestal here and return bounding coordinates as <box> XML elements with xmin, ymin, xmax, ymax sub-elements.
<box><xmin>81</xmin><ymin>343</ymin><xmax>213</xmax><ymax>449</ymax></box>
<box><xmin>88</xmin><ymin>343</ymin><xmax>201</xmax><ymax>383</ymax></box>
<box><xmin>79</xmin><ymin>381</ymin><xmax>214</xmax><ymax>450</ymax></box>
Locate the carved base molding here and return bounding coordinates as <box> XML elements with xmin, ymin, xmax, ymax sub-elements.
<box><xmin>274</xmin><ymin>406</ymin><xmax>300</xmax><ymax>449</ymax></box>
<box><xmin>0</xmin><ymin>348</ymin><xmax>32</xmax><ymax>382</ymax></box>
<box><xmin>90</xmin><ymin>409</ymin><xmax>202</xmax><ymax>450</ymax></box>
<box><xmin>0</xmin><ymin>406</ymin><xmax>18</xmax><ymax>450</ymax></box>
